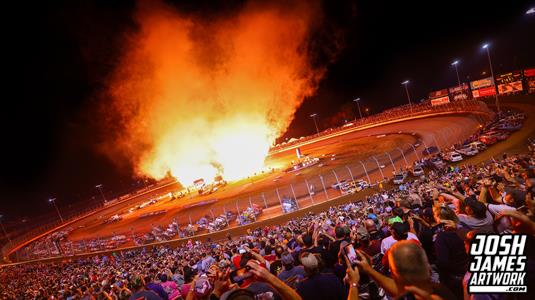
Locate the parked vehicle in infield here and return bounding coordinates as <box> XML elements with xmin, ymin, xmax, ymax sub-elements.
<box><xmin>484</xmin><ymin>130</ymin><xmax>509</xmax><ymax>141</ymax></box>
<box><xmin>392</xmin><ymin>172</ymin><xmax>407</xmax><ymax>184</ymax></box>
<box><xmin>411</xmin><ymin>165</ymin><xmax>424</xmax><ymax>177</ymax></box>
<box><xmin>479</xmin><ymin>135</ymin><xmax>498</xmax><ymax>145</ymax></box>
<box><xmin>456</xmin><ymin>145</ymin><xmax>478</xmax><ymax>156</ymax></box>
<box><xmin>444</xmin><ymin>151</ymin><xmax>463</xmax><ymax>162</ymax></box>
<box><xmin>469</xmin><ymin>141</ymin><xmax>487</xmax><ymax>152</ymax></box>
<box><xmin>425</xmin><ymin>157</ymin><xmax>446</xmax><ymax>169</ymax></box>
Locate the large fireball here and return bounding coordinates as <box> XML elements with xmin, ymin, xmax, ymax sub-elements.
<box><xmin>104</xmin><ymin>1</ymin><xmax>328</xmax><ymax>185</ymax></box>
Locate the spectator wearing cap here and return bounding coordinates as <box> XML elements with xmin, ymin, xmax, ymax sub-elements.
<box><xmin>277</xmin><ymin>251</ymin><xmax>306</xmax><ymax>288</ymax></box>
<box><xmin>457</xmin><ymin>196</ymin><xmax>494</xmax><ymax>233</ymax></box>
<box><xmin>355</xmin><ymin>225</ymin><xmax>381</xmax><ymax>258</ymax></box>
<box><xmin>380</xmin><ymin>222</ymin><xmax>420</xmax><ymax>255</ymax></box>
<box><xmin>296</xmin><ymin>252</ymin><xmax>346</xmax><ymax>300</ymax></box>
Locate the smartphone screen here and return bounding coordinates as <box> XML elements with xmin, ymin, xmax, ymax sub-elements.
<box><xmin>230</xmin><ymin>267</ymin><xmax>253</xmax><ymax>284</ymax></box>
<box><xmin>344</xmin><ymin>244</ymin><xmax>358</xmax><ymax>264</ymax></box>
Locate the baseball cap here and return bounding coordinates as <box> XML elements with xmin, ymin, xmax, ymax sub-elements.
<box><xmin>356</xmin><ymin>226</ymin><xmax>370</xmax><ymax>240</ymax></box>
<box><xmin>387</xmin><ymin>216</ymin><xmax>403</xmax><ymax>225</ymax></box>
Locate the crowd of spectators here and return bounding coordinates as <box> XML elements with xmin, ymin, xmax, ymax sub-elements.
<box><xmin>1</xmin><ymin>150</ymin><xmax>534</xmax><ymax>300</ymax></box>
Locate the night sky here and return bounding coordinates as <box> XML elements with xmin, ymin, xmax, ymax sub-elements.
<box><xmin>1</xmin><ymin>0</ymin><xmax>534</xmax><ymax>230</ymax></box>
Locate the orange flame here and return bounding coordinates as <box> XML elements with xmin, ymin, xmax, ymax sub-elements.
<box><xmin>104</xmin><ymin>1</ymin><xmax>328</xmax><ymax>185</ymax></box>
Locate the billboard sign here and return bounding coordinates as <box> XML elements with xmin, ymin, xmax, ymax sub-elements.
<box><xmin>495</xmin><ymin>71</ymin><xmax>522</xmax><ymax>85</ymax></box>
<box><xmin>449</xmin><ymin>83</ymin><xmax>470</xmax><ymax>101</ymax></box>
<box><xmin>498</xmin><ymin>81</ymin><xmax>523</xmax><ymax>94</ymax></box>
<box><xmin>472</xmin><ymin>86</ymin><xmax>496</xmax><ymax>98</ymax></box>
<box><xmin>470</xmin><ymin>77</ymin><xmax>494</xmax><ymax>90</ymax></box>
<box><xmin>430</xmin><ymin>95</ymin><xmax>450</xmax><ymax>106</ymax></box>
<box><xmin>528</xmin><ymin>78</ymin><xmax>535</xmax><ymax>93</ymax></box>
<box><xmin>448</xmin><ymin>83</ymin><xmax>470</xmax><ymax>93</ymax></box>
<box><xmin>428</xmin><ymin>89</ymin><xmax>449</xmax><ymax>99</ymax></box>
<box><xmin>523</xmin><ymin>68</ymin><xmax>535</xmax><ymax>78</ymax></box>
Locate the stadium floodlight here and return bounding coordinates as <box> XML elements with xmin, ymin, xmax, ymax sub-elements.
<box><xmin>451</xmin><ymin>60</ymin><xmax>461</xmax><ymax>88</ymax></box>
<box><xmin>48</xmin><ymin>197</ymin><xmax>64</xmax><ymax>223</ymax></box>
<box><xmin>401</xmin><ymin>80</ymin><xmax>413</xmax><ymax>114</ymax></box>
<box><xmin>481</xmin><ymin>43</ymin><xmax>500</xmax><ymax>111</ymax></box>
<box><xmin>526</xmin><ymin>8</ymin><xmax>534</xmax><ymax>14</ymax></box>
<box><xmin>95</xmin><ymin>184</ymin><xmax>107</xmax><ymax>203</ymax></box>
<box><xmin>309</xmin><ymin>113</ymin><xmax>320</xmax><ymax>135</ymax></box>
<box><xmin>353</xmin><ymin>98</ymin><xmax>362</xmax><ymax>120</ymax></box>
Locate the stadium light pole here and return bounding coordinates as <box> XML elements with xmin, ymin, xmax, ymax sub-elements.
<box><xmin>451</xmin><ymin>60</ymin><xmax>461</xmax><ymax>88</ymax></box>
<box><xmin>0</xmin><ymin>214</ymin><xmax>13</xmax><ymax>245</ymax></box>
<box><xmin>482</xmin><ymin>43</ymin><xmax>500</xmax><ymax>112</ymax></box>
<box><xmin>95</xmin><ymin>184</ymin><xmax>107</xmax><ymax>204</ymax></box>
<box><xmin>309</xmin><ymin>113</ymin><xmax>320</xmax><ymax>135</ymax></box>
<box><xmin>48</xmin><ymin>198</ymin><xmax>64</xmax><ymax>223</ymax></box>
<box><xmin>401</xmin><ymin>80</ymin><xmax>413</xmax><ymax>114</ymax></box>
<box><xmin>353</xmin><ymin>98</ymin><xmax>362</xmax><ymax>121</ymax></box>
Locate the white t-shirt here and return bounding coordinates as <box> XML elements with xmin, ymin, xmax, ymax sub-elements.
<box><xmin>380</xmin><ymin>232</ymin><xmax>420</xmax><ymax>254</ymax></box>
<box><xmin>487</xmin><ymin>203</ymin><xmax>515</xmax><ymax>233</ymax></box>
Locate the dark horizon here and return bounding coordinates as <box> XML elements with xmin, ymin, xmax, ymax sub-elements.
<box><xmin>1</xmin><ymin>0</ymin><xmax>534</xmax><ymax>229</ymax></box>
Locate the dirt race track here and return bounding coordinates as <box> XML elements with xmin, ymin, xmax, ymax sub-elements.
<box><xmin>11</xmin><ymin>95</ymin><xmax>535</xmax><ymax>263</ymax></box>
<box><xmin>28</xmin><ymin>113</ymin><xmax>486</xmax><ymax>243</ymax></box>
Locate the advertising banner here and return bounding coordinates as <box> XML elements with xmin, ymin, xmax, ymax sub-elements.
<box><xmin>528</xmin><ymin>78</ymin><xmax>535</xmax><ymax>93</ymax></box>
<box><xmin>449</xmin><ymin>83</ymin><xmax>471</xmax><ymax>101</ymax></box>
<box><xmin>498</xmin><ymin>81</ymin><xmax>523</xmax><ymax>94</ymax></box>
<box><xmin>524</xmin><ymin>68</ymin><xmax>535</xmax><ymax>78</ymax></box>
<box><xmin>470</xmin><ymin>77</ymin><xmax>494</xmax><ymax>90</ymax></box>
<box><xmin>448</xmin><ymin>83</ymin><xmax>470</xmax><ymax>93</ymax></box>
<box><xmin>428</xmin><ymin>89</ymin><xmax>449</xmax><ymax>99</ymax></box>
<box><xmin>430</xmin><ymin>95</ymin><xmax>450</xmax><ymax>106</ymax></box>
<box><xmin>472</xmin><ymin>86</ymin><xmax>496</xmax><ymax>98</ymax></box>
<box><xmin>495</xmin><ymin>71</ymin><xmax>522</xmax><ymax>85</ymax></box>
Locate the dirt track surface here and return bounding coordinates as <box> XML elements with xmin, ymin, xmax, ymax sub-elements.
<box><xmin>10</xmin><ymin>111</ymin><xmax>490</xmax><ymax>259</ymax></box>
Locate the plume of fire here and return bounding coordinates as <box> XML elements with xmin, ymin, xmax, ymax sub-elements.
<box><xmin>104</xmin><ymin>1</ymin><xmax>329</xmax><ymax>185</ymax></box>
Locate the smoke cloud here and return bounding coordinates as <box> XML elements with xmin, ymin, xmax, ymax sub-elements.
<box><xmin>102</xmin><ymin>0</ymin><xmax>336</xmax><ymax>185</ymax></box>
